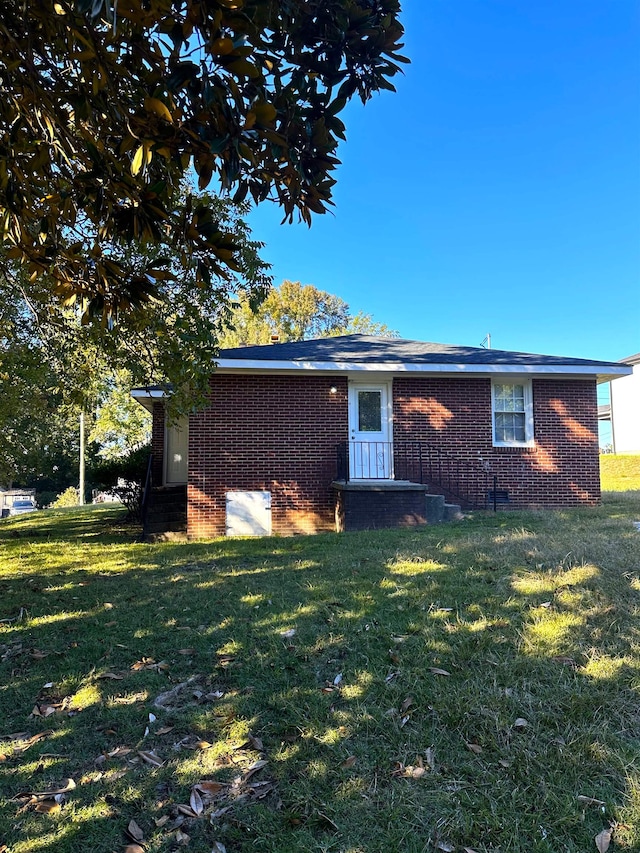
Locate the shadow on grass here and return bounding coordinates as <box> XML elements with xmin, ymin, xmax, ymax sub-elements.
<box><xmin>1</xmin><ymin>502</ymin><xmax>640</xmax><ymax>852</ymax></box>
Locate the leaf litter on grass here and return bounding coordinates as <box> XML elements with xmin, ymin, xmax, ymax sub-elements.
<box><xmin>2</xmin><ymin>502</ymin><xmax>640</xmax><ymax>851</ymax></box>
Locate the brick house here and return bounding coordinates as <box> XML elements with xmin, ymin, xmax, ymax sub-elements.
<box><xmin>132</xmin><ymin>335</ymin><xmax>630</xmax><ymax>537</ymax></box>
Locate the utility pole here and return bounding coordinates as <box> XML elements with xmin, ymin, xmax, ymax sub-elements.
<box><xmin>79</xmin><ymin>410</ymin><xmax>85</xmax><ymax>505</ymax></box>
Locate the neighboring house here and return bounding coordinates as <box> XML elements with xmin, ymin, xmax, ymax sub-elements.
<box><xmin>1</xmin><ymin>489</ymin><xmax>36</xmax><ymax>517</ymax></box>
<box><xmin>132</xmin><ymin>335</ymin><xmax>630</xmax><ymax>538</ymax></box>
<box><xmin>610</xmin><ymin>353</ymin><xmax>640</xmax><ymax>453</ymax></box>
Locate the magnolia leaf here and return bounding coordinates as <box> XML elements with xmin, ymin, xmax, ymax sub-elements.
<box><xmin>333</xmin><ymin>673</ymin><xmax>343</xmax><ymax>686</ymax></box>
<box><xmin>190</xmin><ymin>788</ymin><xmax>204</xmax><ymax>816</ymax></box>
<box><xmin>97</xmin><ymin>672</ymin><xmax>123</xmax><ymax>680</ymax></box>
<box><xmin>131</xmin><ymin>145</ymin><xmax>145</xmax><ymax>176</ymax></box>
<box><xmin>429</xmin><ymin>667</ymin><xmax>451</xmax><ymax>676</ymax></box>
<box><xmin>463</xmin><ymin>848</ymin><xmax>481</xmax><ymax>853</ymax></box>
<box><xmin>424</xmin><ymin>746</ymin><xmax>435</xmax><ymax>769</ymax></box>
<box><xmin>595</xmin><ymin>828</ymin><xmax>612</xmax><ymax>852</ymax></box>
<box><xmin>177</xmin><ymin>804</ymin><xmax>198</xmax><ymax>818</ymax></box>
<box><xmin>513</xmin><ymin>718</ymin><xmax>529</xmax><ymax>730</ymax></box>
<box><xmin>156</xmin><ymin>726</ymin><xmax>174</xmax><ymax>735</ymax></box>
<box><xmin>175</xmin><ymin>829</ymin><xmax>190</xmax><ymax>844</ymax></box>
<box><xmin>211</xmin><ymin>843</ymin><xmax>227</xmax><ymax>853</ymax></box>
<box><xmin>436</xmin><ymin>842</ymin><xmax>455</xmax><ymax>852</ymax></box>
<box><xmin>33</xmin><ymin>778</ymin><xmax>76</xmax><ymax>796</ymax></box>
<box><xmin>280</xmin><ymin>629</ymin><xmax>296</xmax><ymax>639</ymax></box>
<box><xmin>144</xmin><ymin>97</ymin><xmax>173</xmax><ymax>123</ymax></box>
<box><xmin>126</xmin><ymin>819</ymin><xmax>144</xmax><ymax>842</ymax></box>
<box><xmin>247</xmin><ymin>733</ymin><xmax>264</xmax><ymax>751</ymax></box>
<box><xmin>195</xmin><ymin>781</ymin><xmax>225</xmax><ymax>797</ymax></box>
<box><xmin>341</xmin><ymin>756</ymin><xmax>357</xmax><ymax>769</ymax></box>
<box><xmin>400</xmin><ymin>696</ymin><xmax>414</xmax><ymax>713</ymax></box>
<box><xmin>177</xmin><ymin>648</ymin><xmax>195</xmax><ymax>655</ymax></box>
<box><xmin>466</xmin><ymin>742</ymin><xmax>483</xmax><ymax>754</ymax></box>
<box><xmin>137</xmin><ymin>750</ymin><xmax>163</xmax><ymax>767</ymax></box>
<box><xmin>124</xmin><ymin>846</ymin><xmax>145</xmax><ymax>853</ymax></box>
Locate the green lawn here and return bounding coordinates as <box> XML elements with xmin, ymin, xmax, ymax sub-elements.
<box><xmin>2</xmin><ymin>499</ymin><xmax>640</xmax><ymax>852</ymax></box>
<box><xmin>601</xmin><ymin>454</ymin><xmax>640</xmax><ymax>493</ymax></box>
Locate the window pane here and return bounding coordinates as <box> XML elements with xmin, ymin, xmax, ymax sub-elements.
<box><xmin>358</xmin><ymin>391</ymin><xmax>382</xmax><ymax>432</ymax></box>
<box><xmin>495</xmin><ymin>411</ymin><xmax>526</xmax><ymax>443</ymax></box>
<box><xmin>495</xmin><ymin>384</ymin><xmax>524</xmax><ymax>412</ymax></box>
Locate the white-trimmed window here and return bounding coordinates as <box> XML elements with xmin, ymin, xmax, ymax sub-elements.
<box><xmin>492</xmin><ymin>381</ymin><xmax>534</xmax><ymax>446</ymax></box>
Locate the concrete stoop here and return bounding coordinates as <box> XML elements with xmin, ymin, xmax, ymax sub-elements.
<box><xmin>425</xmin><ymin>493</ymin><xmax>463</xmax><ymax>524</ymax></box>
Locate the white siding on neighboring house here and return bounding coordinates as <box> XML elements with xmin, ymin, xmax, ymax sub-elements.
<box><xmin>611</xmin><ymin>358</ymin><xmax>640</xmax><ymax>453</ymax></box>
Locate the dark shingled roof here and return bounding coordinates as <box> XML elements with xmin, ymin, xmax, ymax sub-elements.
<box><xmin>219</xmin><ymin>334</ymin><xmax>622</xmax><ymax>368</ymax></box>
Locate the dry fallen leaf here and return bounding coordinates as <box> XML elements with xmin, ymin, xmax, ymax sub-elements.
<box><xmin>156</xmin><ymin>726</ymin><xmax>174</xmax><ymax>736</ymax></box>
<box><xmin>126</xmin><ymin>819</ymin><xmax>144</xmax><ymax>842</ymax></box>
<box><xmin>595</xmin><ymin>827</ymin><xmax>612</xmax><ymax>852</ymax></box>
<box><xmin>175</xmin><ymin>829</ymin><xmax>190</xmax><ymax>844</ymax></box>
<box><xmin>400</xmin><ymin>696</ymin><xmax>414</xmax><ymax>714</ymax></box>
<box><xmin>424</xmin><ymin>746</ymin><xmax>435</xmax><ymax>769</ymax></box>
<box><xmin>210</xmin><ymin>843</ymin><xmax>227</xmax><ymax>853</ymax></box>
<box><xmin>463</xmin><ymin>848</ymin><xmax>481</xmax><ymax>853</ymax></box>
<box><xmin>429</xmin><ymin>667</ymin><xmax>451</xmax><ymax>677</ymax></box>
<box><xmin>341</xmin><ymin>756</ymin><xmax>357</xmax><ymax>769</ymax></box>
<box><xmin>155</xmin><ymin>815</ymin><xmax>170</xmax><ymax>828</ymax></box>
<box><xmin>436</xmin><ymin>842</ymin><xmax>455</xmax><ymax>852</ymax></box>
<box><xmin>247</xmin><ymin>733</ymin><xmax>264</xmax><ymax>751</ymax></box>
<box><xmin>124</xmin><ymin>846</ymin><xmax>145</xmax><ymax>853</ymax></box>
<box><xmin>32</xmin><ymin>778</ymin><xmax>76</xmax><ymax>797</ymax></box>
<box><xmin>195</xmin><ymin>781</ymin><xmax>225</xmax><ymax>796</ymax></box>
<box><xmin>178</xmin><ymin>648</ymin><xmax>196</xmax><ymax>655</ymax></box>
<box><xmin>466</xmin><ymin>742</ymin><xmax>483</xmax><ymax>754</ymax></box>
<box><xmin>190</xmin><ymin>787</ymin><xmax>204</xmax><ymax>816</ymax></box>
<box><xmin>578</xmin><ymin>795</ymin><xmax>606</xmax><ymax>807</ymax></box>
<box><xmin>513</xmin><ymin>717</ymin><xmax>529</xmax><ymax>730</ymax></box>
<box><xmin>333</xmin><ymin>673</ymin><xmax>343</xmax><ymax>686</ymax></box>
<box><xmin>97</xmin><ymin>672</ymin><xmax>123</xmax><ymax>680</ymax></box>
<box><xmin>137</xmin><ymin>750</ymin><xmax>164</xmax><ymax>767</ymax></box>
<box><xmin>34</xmin><ymin>799</ymin><xmax>61</xmax><ymax>814</ymax></box>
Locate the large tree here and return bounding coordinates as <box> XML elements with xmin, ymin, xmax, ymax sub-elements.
<box><xmin>0</xmin><ymin>0</ymin><xmax>406</xmax><ymax>320</ymax></box>
<box><xmin>219</xmin><ymin>279</ymin><xmax>397</xmax><ymax>346</ymax></box>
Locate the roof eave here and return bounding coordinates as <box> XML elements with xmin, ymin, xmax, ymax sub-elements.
<box><xmin>214</xmin><ymin>358</ymin><xmax>632</xmax><ymax>382</ymax></box>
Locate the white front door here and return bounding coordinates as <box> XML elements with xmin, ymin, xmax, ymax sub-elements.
<box><xmin>165</xmin><ymin>416</ymin><xmax>189</xmax><ymax>484</ymax></box>
<box><xmin>348</xmin><ymin>384</ymin><xmax>392</xmax><ymax>479</ymax></box>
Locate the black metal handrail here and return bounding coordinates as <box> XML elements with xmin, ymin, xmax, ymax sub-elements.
<box><xmin>336</xmin><ymin>440</ymin><xmax>494</xmax><ymax>510</ymax></box>
<box><xmin>140</xmin><ymin>452</ymin><xmax>153</xmax><ymax>528</ymax></box>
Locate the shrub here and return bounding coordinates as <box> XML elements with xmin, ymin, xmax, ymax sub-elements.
<box><xmin>51</xmin><ymin>487</ymin><xmax>79</xmax><ymax>508</ymax></box>
<box><xmin>94</xmin><ymin>444</ymin><xmax>150</xmax><ymax>519</ymax></box>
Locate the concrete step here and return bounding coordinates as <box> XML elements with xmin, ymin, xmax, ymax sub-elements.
<box><xmin>443</xmin><ymin>503</ymin><xmax>463</xmax><ymax>521</ymax></box>
<box><xmin>425</xmin><ymin>493</ymin><xmax>445</xmax><ymax>523</ymax></box>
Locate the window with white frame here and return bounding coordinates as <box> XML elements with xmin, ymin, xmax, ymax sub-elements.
<box><xmin>492</xmin><ymin>381</ymin><xmax>534</xmax><ymax>446</ymax></box>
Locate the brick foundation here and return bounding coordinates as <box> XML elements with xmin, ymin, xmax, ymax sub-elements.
<box><xmin>333</xmin><ymin>481</ymin><xmax>428</xmax><ymax>531</ymax></box>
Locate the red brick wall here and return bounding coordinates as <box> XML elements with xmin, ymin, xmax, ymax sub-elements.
<box><xmin>151</xmin><ymin>403</ymin><xmax>165</xmax><ymax>485</ymax></box>
<box><xmin>392</xmin><ymin>376</ymin><xmax>600</xmax><ymax>508</ymax></box>
<box><xmin>187</xmin><ymin>374</ymin><xmax>348</xmax><ymax>537</ymax></box>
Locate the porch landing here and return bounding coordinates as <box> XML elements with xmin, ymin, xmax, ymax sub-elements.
<box><xmin>332</xmin><ymin>480</ymin><xmax>462</xmax><ymax>532</ymax></box>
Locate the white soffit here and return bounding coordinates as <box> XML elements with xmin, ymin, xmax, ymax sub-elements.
<box><xmin>214</xmin><ymin>358</ymin><xmax>632</xmax><ymax>383</ymax></box>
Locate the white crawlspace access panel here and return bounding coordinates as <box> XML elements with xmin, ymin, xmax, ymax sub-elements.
<box><xmin>225</xmin><ymin>491</ymin><xmax>272</xmax><ymax>536</ymax></box>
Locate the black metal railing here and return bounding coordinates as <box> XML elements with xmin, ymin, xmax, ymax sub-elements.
<box><xmin>336</xmin><ymin>440</ymin><xmax>495</xmax><ymax>510</ymax></box>
<box><xmin>140</xmin><ymin>452</ymin><xmax>153</xmax><ymax>529</ymax></box>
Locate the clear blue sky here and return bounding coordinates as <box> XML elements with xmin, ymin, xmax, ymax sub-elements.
<box><xmin>248</xmin><ymin>1</ymin><xmax>640</xmax><ymax>367</ymax></box>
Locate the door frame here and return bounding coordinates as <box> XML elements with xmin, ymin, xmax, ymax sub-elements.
<box><xmin>347</xmin><ymin>381</ymin><xmax>393</xmax><ymax>479</ymax></box>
